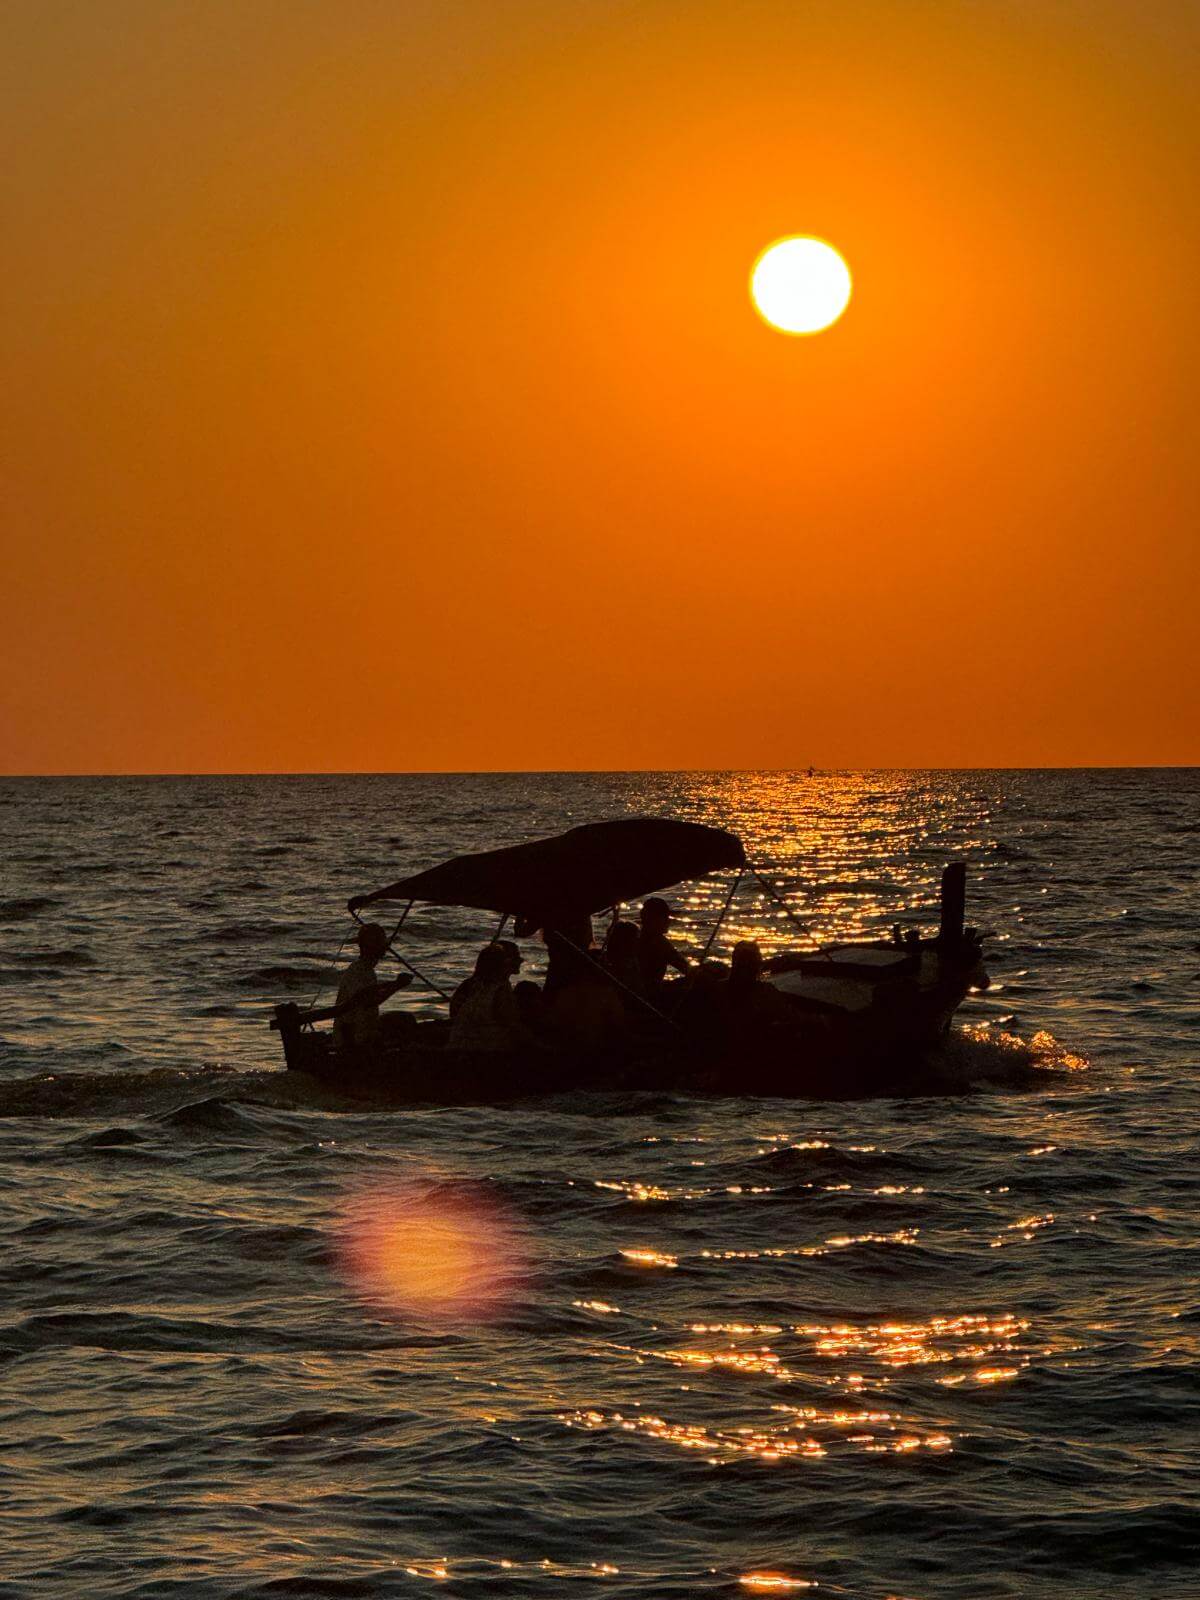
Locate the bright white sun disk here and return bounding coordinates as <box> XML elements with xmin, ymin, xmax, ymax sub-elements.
<box><xmin>750</xmin><ymin>237</ymin><xmax>852</xmax><ymax>335</ymax></box>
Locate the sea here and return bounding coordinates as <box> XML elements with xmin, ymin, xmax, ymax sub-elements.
<box><xmin>1</xmin><ymin>770</ymin><xmax>1197</xmax><ymax>1599</ymax></box>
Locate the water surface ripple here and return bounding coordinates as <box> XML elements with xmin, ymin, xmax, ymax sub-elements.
<box><xmin>1</xmin><ymin>771</ymin><xmax>1197</xmax><ymax>1597</ymax></box>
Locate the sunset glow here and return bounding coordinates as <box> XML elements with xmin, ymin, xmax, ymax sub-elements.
<box><xmin>4</xmin><ymin>1</ymin><xmax>1198</xmax><ymax>770</ymax></box>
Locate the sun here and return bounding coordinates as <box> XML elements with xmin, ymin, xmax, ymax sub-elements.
<box><xmin>750</xmin><ymin>236</ymin><xmax>852</xmax><ymax>335</ymax></box>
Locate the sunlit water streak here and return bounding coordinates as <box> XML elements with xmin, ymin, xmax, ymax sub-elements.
<box><xmin>1</xmin><ymin>770</ymin><xmax>1197</xmax><ymax>1597</ymax></box>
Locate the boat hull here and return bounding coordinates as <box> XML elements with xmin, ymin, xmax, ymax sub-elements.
<box><xmin>280</xmin><ymin>958</ymin><xmax>978</xmax><ymax>1103</ymax></box>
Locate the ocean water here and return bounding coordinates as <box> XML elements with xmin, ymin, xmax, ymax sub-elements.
<box><xmin>1</xmin><ymin>770</ymin><xmax>1197</xmax><ymax>1598</ymax></box>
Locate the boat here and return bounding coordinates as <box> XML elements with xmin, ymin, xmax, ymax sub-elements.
<box><xmin>270</xmin><ymin>818</ymin><xmax>988</xmax><ymax>1100</ymax></box>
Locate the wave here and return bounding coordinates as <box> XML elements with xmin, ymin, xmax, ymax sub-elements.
<box><xmin>155</xmin><ymin>1096</ymin><xmax>273</xmax><ymax>1135</ymax></box>
<box><xmin>236</xmin><ymin>966</ymin><xmax>330</xmax><ymax>990</ymax></box>
<box><xmin>205</xmin><ymin>922</ymin><xmax>298</xmax><ymax>944</ymax></box>
<box><xmin>0</xmin><ymin>1310</ymin><xmax>445</xmax><ymax>1357</ymax></box>
<box><xmin>0</xmin><ymin>1066</ymin><xmax>260</xmax><ymax>1119</ymax></box>
<box><xmin>0</xmin><ymin>895</ymin><xmax>61</xmax><ymax>921</ymax></box>
<box><xmin>61</xmin><ymin>1125</ymin><xmax>152</xmax><ymax>1152</ymax></box>
<box><xmin>745</xmin><ymin>1142</ymin><xmax>935</xmax><ymax>1180</ymax></box>
<box><xmin>3</xmin><ymin>948</ymin><xmax>95</xmax><ymax>967</ymax></box>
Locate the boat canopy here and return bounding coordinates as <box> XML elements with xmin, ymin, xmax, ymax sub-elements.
<box><xmin>348</xmin><ymin>818</ymin><xmax>745</xmax><ymax>922</ymax></box>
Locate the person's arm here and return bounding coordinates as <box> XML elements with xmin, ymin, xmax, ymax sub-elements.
<box><xmin>341</xmin><ymin>973</ymin><xmax>411</xmax><ymax>1012</ymax></box>
<box><xmin>666</xmin><ymin>940</ymin><xmax>691</xmax><ymax>974</ymax></box>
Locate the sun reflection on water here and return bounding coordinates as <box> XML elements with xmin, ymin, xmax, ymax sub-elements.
<box><xmin>646</xmin><ymin>769</ymin><xmax>1005</xmax><ymax>960</ymax></box>
<box><xmin>739</xmin><ymin>1576</ymin><xmax>815</xmax><ymax>1593</ymax></box>
<box><xmin>560</xmin><ymin>1404</ymin><xmax>954</xmax><ymax>1464</ymax></box>
<box><xmin>700</xmin><ymin>1228</ymin><xmax>919</xmax><ymax>1261</ymax></box>
<box><xmin>800</xmin><ymin>1312</ymin><xmax>1029</xmax><ymax>1369</ymax></box>
<box><xmin>346</xmin><ymin>777</ymin><xmax>1072</xmax><ymax>1578</ymax></box>
<box><xmin>403</xmin><ymin>1557</ymin><xmax>624</xmax><ymax>1582</ymax></box>
<box><xmin>619</xmin><ymin>1247</ymin><xmax>679</xmax><ymax>1269</ymax></box>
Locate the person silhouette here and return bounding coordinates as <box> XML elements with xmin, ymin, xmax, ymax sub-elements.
<box><xmin>637</xmin><ymin>897</ymin><xmax>690</xmax><ymax>995</ymax></box>
<box><xmin>333</xmin><ymin>923</ymin><xmax>412</xmax><ymax>1053</ymax></box>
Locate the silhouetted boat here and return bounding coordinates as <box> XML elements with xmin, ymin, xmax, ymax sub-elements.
<box><xmin>270</xmin><ymin>819</ymin><xmax>987</xmax><ymax>1100</ymax></box>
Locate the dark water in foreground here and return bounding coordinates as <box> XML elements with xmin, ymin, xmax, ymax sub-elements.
<box><xmin>1</xmin><ymin>770</ymin><xmax>1198</xmax><ymax>1598</ymax></box>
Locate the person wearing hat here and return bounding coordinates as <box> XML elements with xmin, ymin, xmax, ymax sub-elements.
<box><xmin>333</xmin><ymin>923</ymin><xmax>412</xmax><ymax>1054</ymax></box>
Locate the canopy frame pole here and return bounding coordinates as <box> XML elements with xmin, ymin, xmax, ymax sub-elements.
<box><xmin>699</xmin><ymin>869</ymin><xmax>744</xmax><ymax>962</ymax></box>
<box><xmin>388</xmin><ymin>900</ymin><xmax>414</xmax><ymax>946</ymax></box>
<box><xmin>384</xmin><ymin>902</ymin><xmax>454</xmax><ymax>1000</ymax></box>
<box><xmin>554</xmin><ymin>933</ymin><xmax>683</xmax><ymax>1033</ymax></box>
<box><xmin>748</xmin><ymin>864</ymin><xmax>830</xmax><ymax>959</ymax></box>
<box><xmin>351</xmin><ymin>897</ymin><xmax>454</xmax><ymax>1001</ymax></box>
<box><xmin>388</xmin><ymin>949</ymin><xmax>453</xmax><ymax>1001</ymax></box>
<box><xmin>306</xmin><ymin>922</ymin><xmax>357</xmax><ymax>1009</ymax></box>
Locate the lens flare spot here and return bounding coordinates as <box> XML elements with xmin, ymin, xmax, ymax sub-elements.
<box><xmin>336</xmin><ymin>1181</ymin><xmax>524</xmax><ymax>1319</ymax></box>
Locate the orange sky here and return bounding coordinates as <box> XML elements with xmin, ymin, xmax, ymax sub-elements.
<box><xmin>4</xmin><ymin>0</ymin><xmax>1197</xmax><ymax>773</ymax></box>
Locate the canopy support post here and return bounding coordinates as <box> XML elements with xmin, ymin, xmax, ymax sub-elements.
<box><xmin>554</xmin><ymin>934</ymin><xmax>682</xmax><ymax>1033</ymax></box>
<box><xmin>699</xmin><ymin>869</ymin><xmax>744</xmax><ymax>962</ymax></box>
<box><xmin>939</xmin><ymin>863</ymin><xmax>966</xmax><ymax>947</ymax></box>
<box><xmin>388</xmin><ymin>900</ymin><xmax>414</xmax><ymax>946</ymax></box>
<box><xmin>748</xmin><ymin>863</ymin><xmax>829</xmax><ymax>958</ymax></box>
<box><xmin>382</xmin><ymin>899</ymin><xmax>453</xmax><ymax>1000</ymax></box>
<box><xmin>306</xmin><ymin>923</ymin><xmax>358</xmax><ymax>1010</ymax></box>
<box><xmin>388</xmin><ymin>949</ymin><xmax>452</xmax><ymax>1001</ymax></box>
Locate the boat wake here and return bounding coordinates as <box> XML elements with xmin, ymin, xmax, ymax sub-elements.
<box><xmin>933</xmin><ymin>1023</ymin><xmax>1091</xmax><ymax>1089</ymax></box>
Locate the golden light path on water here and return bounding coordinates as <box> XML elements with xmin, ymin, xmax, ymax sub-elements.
<box><xmin>649</xmin><ymin>770</ymin><xmax>992</xmax><ymax>958</ymax></box>
<box><xmin>319</xmin><ymin>774</ymin><xmax>1096</xmax><ymax>1594</ymax></box>
<box><xmin>605</xmin><ymin>771</ymin><xmax>1091</xmax><ymax>1078</ymax></box>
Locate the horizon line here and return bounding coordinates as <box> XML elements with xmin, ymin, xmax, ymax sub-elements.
<box><xmin>2</xmin><ymin>764</ymin><xmax>1198</xmax><ymax>780</ymax></box>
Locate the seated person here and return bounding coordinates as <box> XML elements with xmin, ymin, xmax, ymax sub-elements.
<box><xmin>541</xmin><ymin>914</ymin><xmax>596</xmax><ymax>998</ymax></box>
<box><xmin>513</xmin><ymin>978</ymin><xmax>545</xmax><ymax>1030</ymax></box>
<box><xmin>333</xmin><ymin>923</ymin><xmax>413</xmax><ymax>1053</ymax></box>
<box><xmin>718</xmin><ymin>939</ymin><xmax>794</xmax><ymax>1028</ymax></box>
<box><xmin>673</xmin><ymin>957</ymin><xmax>730</xmax><ymax>1033</ymax></box>
<box><xmin>449</xmin><ymin>943</ymin><xmax>527</xmax><ymax>1052</ymax></box>
<box><xmin>542</xmin><ymin>958</ymin><xmax>627</xmax><ymax>1053</ymax></box>
<box><xmin>493</xmin><ymin>939</ymin><xmax>547</xmax><ymax>1027</ymax></box>
<box><xmin>496</xmin><ymin>940</ymin><xmax>523</xmax><ymax>978</ymax></box>
<box><xmin>602</xmin><ymin>918</ymin><xmax>644</xmax><ymax>1002</ymax></box>
<box><xmin>638</xmin><ymin>897</ymin><xmax>690</xmax><ymax>994</ymax></box>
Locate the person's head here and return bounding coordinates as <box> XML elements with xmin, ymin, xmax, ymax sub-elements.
<box><xmin>513</xmin><ymin>978</ymin><xmax>543</xmax><ymax>1025</ymax></box>
<box><xmin>497</xmin><ymin>939</ymin><xmax>522</xmax><ymax>976</ymax></box>
<box><xmin>731</xmin><ymin>940</ymin><xmax>763</xmax><ymax>980</ymax></box>
<box><xmin>641</xmin><ymin>897</ymin><xmax>671</xmax><ymax>933</ymax></box>
<box><xmin>474</xmin><ymin>943</ymin><xmax>511</xmax><ymax>981</ymax></box>
<box><xmin>607</xmin><ymin>920</ymin><xmax>640</xmax><ymax>958</ymax></box>
<box><xmin>356</xmin><ymin>923</ymin><xmax>388</xmax><ymax>963</ymax></box>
